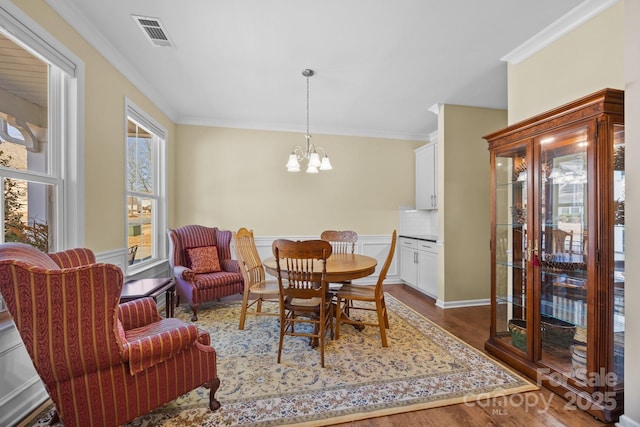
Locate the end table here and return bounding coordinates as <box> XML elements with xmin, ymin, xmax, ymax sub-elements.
<box><xmin>120</xmin><ymin>277</ymin><xmax>176</xmax><ymax>317</ymax></box>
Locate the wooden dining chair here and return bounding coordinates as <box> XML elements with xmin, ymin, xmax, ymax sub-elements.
<box><xmin>321</xmin><ymin>229</ymin><xmax>358</xmax><ymax>292</ymax></box>
<box><xmin>272</xmin><ymin>239</ymin><xmax>333</xmax><ymax>367</ymax></box>
<box><xmin>233</xmin><ymin>228</ymin><xmax>280</xmax><ymax>330</ymax></box>
<box><xmin>320</xmin><ymin>230</ymin><xmax>358</xmax><ymax>254</ymax></box>
<box><xmin>127</xmin><ymin>244</ymin><xmax>138</xmax><ymax>265</ymax></box>
<box><xmin>335</xmin><ymin>230</ymin><xmax>397</xmax><ymax>347</ymax></box>
<box><xmin>547</xmin><ymin>228</ymin><xmax>574</xmax><ymax>254</ymax></box>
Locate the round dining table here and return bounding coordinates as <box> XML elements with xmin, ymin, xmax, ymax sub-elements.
<box><xmin>262</xmin><ymin>253</ymin><xmax>377</xmax><ymax>283</ymax></box>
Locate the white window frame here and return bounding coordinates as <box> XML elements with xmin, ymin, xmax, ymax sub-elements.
<box><xmin>0</xmin><ymin>2</ymin><xmax>83</xmax><ymax>313</ymax></box>
<box><xmin>124</xmin><ymin>98</ymin><xmax>167</xmax><ymax>273</ymax></box>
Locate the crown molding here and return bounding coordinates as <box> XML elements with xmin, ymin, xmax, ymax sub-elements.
<box><xmin>178</xmin><ymin>115</ymin><xmax>430</xmax><ymax>141</ymax></box>
<box><xmin>428</xmin><ymin>103</ymin><xmax>441</xmax><ymax>115</ymax></box>
<box><xmin>501</xmin><ymin>0</ymin><xmax>620</xmax><ymax>65</ymax></box>
<box><xmin>428</xmin><ymin>130</ymin><xmax>438</xmax><ymax>143</ymax></box>
<box><xmin>44</xmin><ymin>0</ymin><xmax>177</xmax><ymax>121</ymax></box>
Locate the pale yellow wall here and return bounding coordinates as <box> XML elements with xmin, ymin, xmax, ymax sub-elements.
<box><xmin>623</xmin><ymin>0</ymin><xmax>639</xmax><ymax>422</ymax></box>
<box><xmin>12</xmin><ymin>0</ymin><xmax>176</xmax><ymax>252</ymax></box>
<box><xmin>507</xmin><ymin>1</ymin><xmax>624</xmax><ymax>124</ymax></box>
<box><xmin>437</xmin><ymin>105</ymin><xmax>507</xmax><ymax>302</ymax></box>
<box><xmin>174</xmin><ymin>125</ymin><xmax>421</xmax><ymax>236</ymax></box>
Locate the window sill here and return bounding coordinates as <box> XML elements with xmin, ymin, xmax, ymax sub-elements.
<box><xmin>126</xmin><ymin>258</ymin><xmax>170</xmax><ymax>280</ymax></box>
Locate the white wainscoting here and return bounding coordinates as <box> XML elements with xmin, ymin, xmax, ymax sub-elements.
<box><xmin>95</xmin><ymin>248</ymin><xmax>171</xmax><ymax>280</ymax></box>
<box><xmin>98</xmin><ymin>234</ymin><xmax>399</xmax><ymax>287</ymax></box>
<box><xmin>0</xmin><ymin>323</ymin><xmax>48</xmax><ymax>427</ymax></box>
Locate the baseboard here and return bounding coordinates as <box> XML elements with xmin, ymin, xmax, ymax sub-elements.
<box><xmin>435</xmin><ymin>298</ymin><xmax>491</xmax><ymax>309</ymax></box>
<box><xmin>618</xmin><ymin>414</ymin><xmax>640</xmax><ymax>427</ymax></box>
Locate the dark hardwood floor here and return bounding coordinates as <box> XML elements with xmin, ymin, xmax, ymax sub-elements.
<box><xmin>332</xmin><ymin>283</ymin><xmax>614</xmax><ymax>427</ymax></box>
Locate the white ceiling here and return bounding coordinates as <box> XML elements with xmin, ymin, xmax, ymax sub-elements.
<box><xmin>45</xmin><ymin>0</ymin><xmax>603</xmax><ymax>141</ymax></box>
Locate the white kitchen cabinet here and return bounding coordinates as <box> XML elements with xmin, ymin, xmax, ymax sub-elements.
<box><xmin>417</xmin><ymin>247</ymin><xmax>437</xmax><ymax>297</ymax></box>
<box><xmin>399</xmin><ymin>240</ymin><xmax>418</xmax><ymax>285</ymax></box>
<box><xmin>399</xmin><ymin>237</ymin><xmax>438</xmax><ymax>298</ymax></box>
<box><xmin>415</xmin><ymin>143</ymin><xmax>437</xmax><ymax>210</ymax></box>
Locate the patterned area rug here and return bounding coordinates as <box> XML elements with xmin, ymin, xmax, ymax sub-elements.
<box><xmin>29</xmin><ymin>295</ymin><xmax>536</xmax><ymax>426</ymax></box>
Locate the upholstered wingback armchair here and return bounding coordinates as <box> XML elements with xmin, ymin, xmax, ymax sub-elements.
<box><xmin>168</xmin><ymin>225</ymin><xmax>244</xmax><ymax>321</ymax></box>
<box><xmin>0</xmin><ymin>243</ymin><xmax>220</xmax><ymax>427</ymax></box>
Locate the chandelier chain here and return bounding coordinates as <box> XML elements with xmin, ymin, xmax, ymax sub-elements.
<box><xmin>306</xmin><ymin>73</ymin><xmax>310</xmax><ymax>138</ymax></box>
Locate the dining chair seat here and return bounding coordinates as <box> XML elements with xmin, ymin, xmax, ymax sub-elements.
<box><xmin>336</xmin><ymin>284</ymin><xmax>376</xmax><ymax>298</ymax></box>
<box><xmin>288</xmin><ymin>296</ymin><xmax>324</xmax><ymax>308</ymax></box>
<box><xmin>335</xmin><ymin>230</ymin><xmax>397</xmax><ymax>347</ymax></box>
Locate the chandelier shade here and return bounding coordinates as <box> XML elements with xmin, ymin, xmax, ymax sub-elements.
<box><xmin>286</xmin><ymin>69</ymin><xmax>332</xmax><ymax>173</ymax></box>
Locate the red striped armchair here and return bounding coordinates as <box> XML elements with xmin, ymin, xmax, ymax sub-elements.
<box><xmin>168</xmin><ymin>225</ymin><xmax>244</xmax><ymax>321</ymax></box>
<box><xmin>0</xmin><ymin>243</ymin><xmax>220</xmax><ymax>427</ymax></box>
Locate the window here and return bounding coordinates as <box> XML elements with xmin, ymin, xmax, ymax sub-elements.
<box><xmin>125</xmin><ymin>100</ymin><xmax>166</xmax><ymax>270</ymax></box>
<box><xmin>0</xmin><ymin>6</ymin><xmax>82</xmax><ymax>318</ymax></box>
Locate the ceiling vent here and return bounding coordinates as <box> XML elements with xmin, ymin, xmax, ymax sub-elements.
<box><xmin>132</xmin><ymin>15</ymin><xmax>175</xmax><ymax>47</ymax></box>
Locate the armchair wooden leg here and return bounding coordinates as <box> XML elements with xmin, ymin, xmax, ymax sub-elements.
<box><xmin>190</xmin><ymin>304</ymin><xmax>199</xmax><ymax>321</ymax></box>
<box><xmin>206</xmin><ymin>377</ymin><xmax>221</xmax><ymax>411</ymax></box>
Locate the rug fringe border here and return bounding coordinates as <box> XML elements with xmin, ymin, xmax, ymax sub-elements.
<box><xmin>285</xmin><ymin>383</ymin><xmax>539</xmax><ymax>426</ymax></box>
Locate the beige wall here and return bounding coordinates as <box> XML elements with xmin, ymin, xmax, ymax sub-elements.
<box><xmin>13</xmin><ymin>0</ymin><xmax>176</xmax><ymax>252</ymax></box>
<box><xmin>507</xmin><ymin>1</ymin><xmax>624</xmax><ymax>124</ymax></box>
<box><xmin>623</xmin><ymin>0</ymin><xmax>639</xmax><ymax>423</ymax></box>
<box><xmin>437</xmin><ymin>105</ymin><xmax>507</xmax><ymax>302</ymax></box>
<box><xmin>174</xmin><ymin>125</ymin><xmax>421</xmax><ymax>236</ymax></box>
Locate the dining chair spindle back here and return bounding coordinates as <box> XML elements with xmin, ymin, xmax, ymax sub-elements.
<box><xmin>320</xmin><ymin>230</ymin><xmax>358</xmax><ymax>254</ymax></box>
<box><xmin>272</xmin><ymin>239</ymin><xmax>333</xmax><ymax>367</ymax></box>
<box><xmin>233</xmin><ymin>228</ymin><xmax>280</xmax><ymax>330</ymax></box>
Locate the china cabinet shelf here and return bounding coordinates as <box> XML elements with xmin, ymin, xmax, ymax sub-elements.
<box><xmin>495</xmin><ymin>261</ymin><xmax>526</xmax><ymax>270</ymax></box>
<box><xmin>496</xmin><ymin>295</ymin><xmax>526</xmax><ymax>307</ymax></box>
<box><xmin>484</xmin><ymin>89</ymin><xmax>624</xmax><ymax>422</ymax></box>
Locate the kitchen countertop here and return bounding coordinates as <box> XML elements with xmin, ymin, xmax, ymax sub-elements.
<box><xmin>399</xmin><ymin>234</ymin><xmax>438</xmax><ymax>242</ymax></box>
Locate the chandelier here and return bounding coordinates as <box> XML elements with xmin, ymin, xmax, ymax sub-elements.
<box><xmin>286</xmin><ymin>69</ymin><xmax>332</xmax><ymax>173</ymax></box>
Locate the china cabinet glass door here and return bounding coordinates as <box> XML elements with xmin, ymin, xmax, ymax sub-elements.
<box><xmin>612</xmin><ymin>124</ymin><xmax>624</xmax><ymax>390</ymax></box>
<box><xmin>536</xmin><ymin>126</ymin><xmax>589</xmax><ymax>378</ymax></box>
<box><xmin>493</xmin><ymin>146</ymin><xmax>529</xmax><ymax>353</ymax></box>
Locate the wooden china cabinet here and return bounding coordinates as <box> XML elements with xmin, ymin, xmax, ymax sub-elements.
<box><xmin>483</xmin><ymin>89</ymin><xmax>624</xmax><ymax>422</ymax></box>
